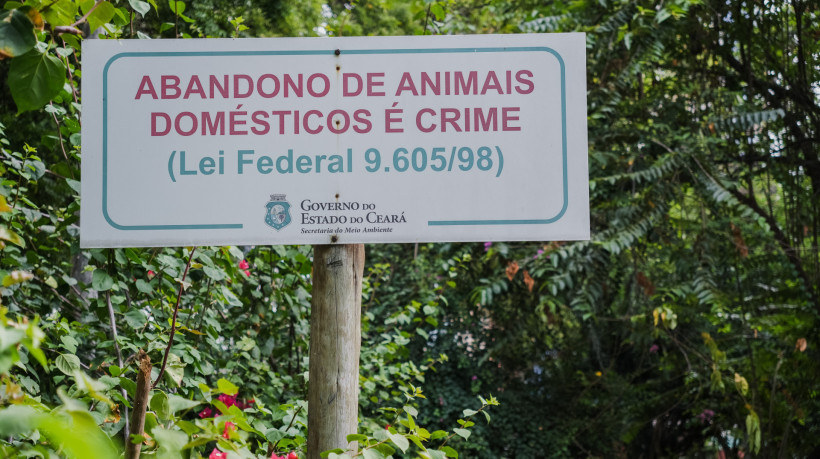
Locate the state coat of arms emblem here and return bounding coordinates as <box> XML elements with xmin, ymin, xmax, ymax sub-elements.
<box><xmin>265</xmin><ymin>194</ymin><xmax>291</xmax><ymax>230</ymax></box>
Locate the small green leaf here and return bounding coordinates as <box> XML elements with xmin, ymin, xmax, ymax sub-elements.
<box><xmin>441</xmin><ymin>446</ymin><xmax>458</xmax><ymax>458</ymax></box>
<box><xmin>453</xmin><ymin>428</ymin><xmax>470</xmax><ymax>440</ymax></box>
<box><xmin>8</xmin><ymin>49</ymin><xmax>66</xmax><ymax>114</ymax></box>
<box><xmin>346</xmin><ymin>433</ymin><xmax>368</xmax><ymax>443</ymax></box>
<box><xmin>128</xmin><ymin>0</ymin><xmax>151</xmax><ymax>16</ymax></box>
<box><xmin>404</xmin><ymin>405</ymin><xmax>418</xmax><ymax>417</ymax></box>
<box><xmin>109</xmin><ymin>365</ymin><xmax>121</xmax><ymax>377</ymax></box>
<box><xmin>430</xmin><ymin>430</ymin><xmax>447</xmax><ymax>440</ymax></box>
<box><xmin>462</xmin><ymin>409</ymin><xmax>478</xmax><ymax>417</ymax></box>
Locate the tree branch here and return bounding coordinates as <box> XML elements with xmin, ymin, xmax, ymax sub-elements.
<box><xmin>152</xmin><ymin>247</ymin><xmax>196</xmax><ymax>388</ymax></box>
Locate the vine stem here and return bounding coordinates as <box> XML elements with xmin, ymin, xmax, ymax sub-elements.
<box><xmin>153</xmin><ymin>247</ymin><xmax>196</xmax><ymax>389</ymax></box>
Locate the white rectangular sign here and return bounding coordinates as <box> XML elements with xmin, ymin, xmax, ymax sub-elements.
<box><xmin>81</xmin><ymin>34</ymin><xmax>589</xmax><ymax>247</ymax></box>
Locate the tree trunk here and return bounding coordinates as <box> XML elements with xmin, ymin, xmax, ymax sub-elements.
<box><xmin>307</xmin><ymin>244</ymin><xmax>365</xmax><ymax>458</ymax></box>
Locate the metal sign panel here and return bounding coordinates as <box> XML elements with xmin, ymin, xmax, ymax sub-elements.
<box><xmin>81</xmin><ymin>34</ymin><xmax>589</xmax><ymax>247</ymax></box>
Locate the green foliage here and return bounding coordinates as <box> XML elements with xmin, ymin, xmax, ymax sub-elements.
<box><xmin>0</xmin><ymin>0</ymin><xmax>819</xmax><ymax>457</ymax></box>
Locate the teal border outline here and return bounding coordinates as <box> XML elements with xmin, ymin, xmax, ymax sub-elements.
<box><xmin>101</xmin><ymin>46</ymin><xmax>567</xmax><ymax>230</ymax></box>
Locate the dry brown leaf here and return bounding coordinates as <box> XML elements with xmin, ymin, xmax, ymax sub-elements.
<box><xmin>505</xmin><ymin>261</ymin><xmax>520</xmax><ymax>281</ymax></box>
<box><xmin>636</xmin><ymin>272</ymin><xmax>655</xmax><ymax>296</ymax></box>
<box><xmin>796</xmin><ymin>338</ymin><xmax>807</xmax><ymax>352</ymax></box>
<box><xmin>523</xmin><ymin>270</ymin><xmax>534</xmax><ymax>292</ymax></box>
<box><xmin>730</xmin><ymin>222</ymin><xmax>749</xmax><ymax>258</ymax></box>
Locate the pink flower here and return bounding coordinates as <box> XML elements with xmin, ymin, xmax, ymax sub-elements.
<box><xmin>533</xmin><ymin>249</ymin><xmax>545</xmax><ymax>259</ymax></box>
<box><xmin>649</xmin><ymin>344</ymin><xmax>659</xmax><ymax>353</ymax></box>
<box><xmin>235</xmin><ymin>398</ymin><xmax>255</xmax><ymax>410</ymax></box>
<box><xmin>244</xmin><ymin>269</ymin><xmax>250</xmax><ymax>277</ymax></box>
<box><xmin>471</xmin><ymin>375</ymin><xmax>478</xmax><ymax>381</ymax></box>
<box><xmin>239</xmin><ymin>259</ymin><xmax>249</xmax><ymax>270</ymax></box>
<box><xmin>270</xmin><ymin>454</ymin><xmax>284</xmax><ymax>459</ymax></box>
<box><xmin>198</xmin><ymin>406</ymin><xmax>213</xmax><ymax>418</ymax></box>
<box><xmin>147</xmin><ymin>270</ymin><xmax>155</xmax><ymax>279</ymax></box>
<box><xmin>209</xmin><ymin>449</ymin><xmax>227</xmax><ymax>459</ymax></box>
<box><xmin>222</xmin><ymin>421</ymin><xmax>236</xmax><ymax>439</ymax></box>
<box><xmin>483</xmin><ymin>242</ymin><xmax>492</xmax><ymax>251</ymax></box>
<box><xmin>697</xmin><ymin>409</ymin><xmax>715</xmax><ymax>423</ymax></box>
<box><xmin>218</xmin><ymin>393</ymin><xmax>238</xmax><ymax>408</ymax></box>
<box><xmin>286</xmin><ymin>453</ymin><xmax>298</xmax><ymax>459</ymax></box>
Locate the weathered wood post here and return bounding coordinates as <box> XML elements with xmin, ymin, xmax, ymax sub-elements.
<box><xmin>307</xmin><ymin>243</ymin><xmax>365</xmax><ymax>458</ymax></box>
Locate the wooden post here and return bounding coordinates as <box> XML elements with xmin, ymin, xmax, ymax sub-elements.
<box><xmin>307</xmin><ymin>244</ymin><xmax>365</xmax><ymax>458</ymax></box>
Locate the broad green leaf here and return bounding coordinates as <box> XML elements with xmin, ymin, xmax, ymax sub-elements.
<box><xmin>163</xmin><ymin>353</ymin><xmax>185</xmax><ymax>387</ymax></box>
<box><xmin>216</xmin><ymin>378</ymin><xmax>238</xmax><ymax>395</ymax></box>
<box><xmin>0</xmin><ymin>8</ymin><xmax>36</xmax><ymax>58</ymax></box>
<box><xmin>265</xmin><ymin>428</ymin><xmax>286</xmax><ymax>444</ymax></box>
<box><xmin>430</xmin><ymin>430</ymin><xmax>447</xmax><ymax>440</ymax></box>
<box><xmin>363</xmin><ymin>448</ymin><xmax>386</xmax><ymax>459</ymax></box>
<box><xmin>150</xmin><ymin>392</ymin><xmax>170</xmax><ymax>420</ymax></box>
<box><xmin>91</xmin><ymin>269</ymin><xmax>114</xmax><ymax>291</ymax></box>
<box><xmin>38</xmin><ymin>409</ymin><xmax>120</xmax><ymax>459</ymax></box>
<box><xmin>41</xmin><ymin>0</ymin><xmax>77</xmax><ymax>26</ymax></box>
<box><xmin>347</xmin><ymin>433</ymin><xmax>368</xmax><ymax>443</ymax></box>
<box><xmin>390</xmin><ymin>433</ymin><xmax>409</xmax><ymax>452</ymax></box>
<box><xmin>441</xmin><ymin>446</ymin><xmax>458</xmax><ymax>458</ymax></box>
<box><xmin>152</xmin><ymin>426</ymin><xmax>188</xmax><ymax>458</ymax></box>
<box><xmin>135</xmin><ymin>278</ymin><xmax>153</xmax><ymax>294</ymax></box>
<box><xmin>123</xmin><ymin>309</ymin><xmax>147</xmax><ymax>329</ymax></box>
<box><xmin>0</xmin><ymin>404</ymin><xmax>39</xmax><ymax>436</ymax></box>
<box><xmin>3</xmin><ymin>270</ymin><xmax>33</xmax><ymax>286</ymax></box>
<box><xmin>0</xmin><ymin>196</ymin><xmax>11</xmax><ymax>213</ymax></box>
<box><xmin>87</xmin><ymin>1</ymin><xmax>116</xmax><ymax>32</ymax></box>
<box><xmin>453</xmin><ymin>428</ymin><xmax>470</xmax><ymax>440</ymax></box>
<box><xmin>167</xmin><ymin>394</ymin><xmax>201</xmax><ymax>414</ymax></box>
<box><xmin>59</xmin><ymin>335</ymin><xmax>78</xmax><ymax>353</ymax></box>
<box><xmin>0</xmin><ymin>226</ymin><xmax>24</xmax><ymax>247</ymax></box>
<box><xmin>55</xmin><ymin>353</ymin><xmax>81</xmax><ymax>375</ymax></box>
<box><xmin>168</xmin><ymin>0</ymin><xmax>186</xmax><ymax>15</ymax></box>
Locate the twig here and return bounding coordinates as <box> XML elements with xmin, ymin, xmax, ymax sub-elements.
<box><xmin>70</xmin><ymin>0</ymin><xmax>103</xmax><ymax>27</ymax></box>
<box><xmin>60</xmin><ymin>38</ymin><xmax>81</xmax><ymax>108</ymax></box>
<box><xmin>54</xmin><ymin>26</ymin><xmax>82</xmax><ymax>35</ymax></box>
<box><xmin>106</xmin><ymin>288</ymin><xmax>129</xmax><ymax>439</ymax></box>
<box><xmin>269</xmin><ymin>405</ymin><xmax>303</xmax><ymax>456</ymax></box>
<box><xmin>49</xmin><ymin>108</ymin><xmax>70</xmax><ymax>163</ymax></box>
<box><xmin>152</xmin><ymin>247</ymin><xmax>196</xmax><ymax>388</ymax></box>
